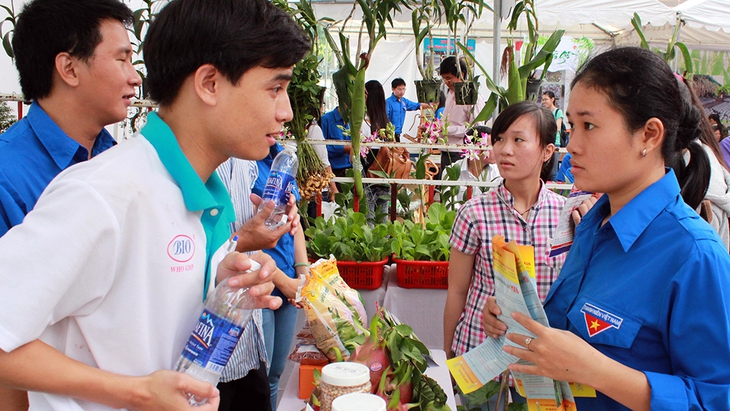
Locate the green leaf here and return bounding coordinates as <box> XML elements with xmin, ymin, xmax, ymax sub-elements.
<box><xmin>506</xmin><ymin>45</ymin><xmax>524</xmax><ymax>104</ymax></box>
<box><xmin>631</xmin><ymin>12</ymin><xmax>650</xmax><ymax>50</ymax></box>
<box><xmin>675</xmin><ymin>42</ymin><xmax>693</xmax><ymax>75</ymax></box>
<box><xmin>473</xmin><ymin>92</ymin><xmax>499</xmax><ymax>123</ymax></box>
<box><xmin>518</xmin><ymin>30</ymin><xmax>565</xmax><ymax>79</ymax></box>
<box><xmin>2</xmin><ymin>31</ymin><xmax>13</xmax><ymax>59</ymax></box>
<box><xmin>132</xmin><ymin>9</ymin><xmax>146</xmax><ymax>42</ymax></box>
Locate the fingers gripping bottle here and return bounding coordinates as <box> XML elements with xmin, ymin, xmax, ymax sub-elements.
<box><xmin>174</xmin><ymin>236</ymin><xmax>260</xmax><ymax>406</ymax></box>
<box><xmin>259</xmin><ymin>142</ymin><xmax>298</xmax><ymax>229</ymax></box>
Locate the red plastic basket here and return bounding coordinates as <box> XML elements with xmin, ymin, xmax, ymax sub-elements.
<box><xmin>335</xmin><ymin>258</ymin><xmax>388</xmax><ymax>290</ymax></box>
<box><xmin>393</xmin><ymin>259</ymin><xmax>449</xmax><ymax>289</ymax></box>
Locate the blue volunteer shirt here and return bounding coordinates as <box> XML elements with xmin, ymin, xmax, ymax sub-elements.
<box><xmin>253</xmin><ymin>142</ymin><xmax>301</xmax><ymax>299</ymax></box>
<box><xmin>141</xmin><ymin>112</ymin><xmax>235</xmax><ymax>299</ymax></box>
<box><xmin>321</xmin><ymin>107</ymin><xmax>351</xmax><ymax>170</ymax></box>
<box><xmin>386</xmin><ymin>93</ymin><xmax>420</xmax><ymax>135</ymax></box>
<box><xmin>0</xmin><ymin>103</ymin><xmax>116</xmax><ymax>236</ymax></box>
<box><xmin>544</xmin><ymin>169</ymin><xmax>730</xmax><ymax>410</ymax></box>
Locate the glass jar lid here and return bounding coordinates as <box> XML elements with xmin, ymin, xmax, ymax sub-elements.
<box><xmin>321</xmin><ymin>362</ymin><xmax>370</xmax><ymax>387</ymax></box>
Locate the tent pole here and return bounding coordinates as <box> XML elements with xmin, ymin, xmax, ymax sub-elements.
<box><xmin>493</xmin><ymin>0</ymin><xmax>502</xmax><ymax>117</ymax></box>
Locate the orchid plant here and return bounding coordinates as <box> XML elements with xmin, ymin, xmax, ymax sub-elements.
<box><xmin>354</xmin><ymin>122</ymin><xmax>396</xmax><ymax>159</ymax></box>
<box><xmin>420</xmin><ymin>109</ymin><xmax>448</xmax><ymax>145</ymax></box>
<box><xmin>461</xmin><ymin>130</ymin><xmax>492</xmax><ymax>162</ymax></box>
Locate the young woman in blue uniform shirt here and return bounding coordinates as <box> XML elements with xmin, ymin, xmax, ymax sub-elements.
<box><xmin>483</xmin><ymin>47</ymin><xmax>730</xmax><ymax>410</ymax></box>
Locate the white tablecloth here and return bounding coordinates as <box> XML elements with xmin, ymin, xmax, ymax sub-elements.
<box><xmin>382</xmin><ymin>263</ymin><xmax>448</xmax><ymax>350</ymax></box>
<box><xmin>278</xmin><ymin>349</ymin><xmax>456</xmax><ymax>411</ymax></box>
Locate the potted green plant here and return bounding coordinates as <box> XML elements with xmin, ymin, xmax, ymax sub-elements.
<box><xmin>389</xmin><ymin>202</ymin><xmax>454</xmax><ymax>289</ymax></box>
<box><xmin>440</xmin><ymin>0</ymin><xmax>488</xmax><ymax>105</ymax></box>
<box><xmin>631</xmin><ymin>12</ymin><xmax>693</xmax><ymax>77</ymax></box>
<box><xmin>324</xmin><ymin>0</ymin><xmax>413</xmax><ymax>202</ymax></box>
<box><xmin>305</xmin><ymin>209</ymin><xmax>393</xmax><ymax>290</ymax></box>
<box><xmin>412</xmin><ymin>0</ymin><xmax>443</xmax><ymax>104</ymax></box>
<box><xmin>454</xmin><ymin>72</ymin><xmax>480</xmax><ymax>105</ymax></box>
<box><xmin>456</xmin><ymin>0</ymin><xmax>565</xmax><ymax>122</ymax></box>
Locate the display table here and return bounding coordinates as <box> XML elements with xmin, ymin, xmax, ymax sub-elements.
<box><xmin>382</xmin><ymin>263</ymin><xmax>448</xmax><ymax>350</ymax></box>
<box><xmin>278</xmin><ymin>349</ymin><xmax>456</xmax><ymax>410</ymax></box>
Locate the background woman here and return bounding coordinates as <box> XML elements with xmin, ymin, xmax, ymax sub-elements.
<box><xmin>362</xmin><ymin>79</ymin><xmax>392</xmax><ymax>221</ymax></box>
<box><xmin>709</xmin><ymin>113</ymin><xmax>727</xmax><ymax>143</ymax></box>
<box><xmin>486</xmin><ymin>47</ymin><xmax>730</xmax><ymax>411</ymax></box>
<box><xmin>541</xmin><ymin>91</ymin><xmax>564</xmax><ymax>180</ymax></box>
<box><xmin>681</xmin><ymin>79</ymin><xmax>730</xmax><ymax>248</ymax></box>
<box><xmin>444</xmin><ymin>101</ymin><xmax>565</xmax><ymax>365</ymax></box>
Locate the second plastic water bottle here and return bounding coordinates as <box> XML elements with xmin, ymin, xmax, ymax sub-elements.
<box><xmin>259</xmin><ymin>142</ymin><xmax>298</xmax><ymax>229</ymax></box>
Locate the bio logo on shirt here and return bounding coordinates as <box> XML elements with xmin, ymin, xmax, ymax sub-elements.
<box><xmin>167</xmin><ymin>234</ymin><xmax>195</xmax><ymax>262</ymax></box>
<box><xmin>581</xmin><ymin>302</ymin><xmax>623</xmax><ymax>337</ymax></box>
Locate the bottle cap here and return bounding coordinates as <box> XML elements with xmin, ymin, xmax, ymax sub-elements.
<box><xmin>332</xmin><ymin>393</ymin><xmax>386</xmax><ymax>411</ymax></box>
<box><xmin>321</xmin><ymin>362</ymin><xmax>370</xmax><ymax>387</ymax></box>
<box><xmin>284</xmin><ymin>140</ymin><xmax>298</xmax><ymax>150</ymax></box>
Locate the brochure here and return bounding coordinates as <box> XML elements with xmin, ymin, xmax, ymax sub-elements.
<box><xmin>446</xmin><ymin>236</ymin><xmax>578</xmax><ymax>410</ymax></box>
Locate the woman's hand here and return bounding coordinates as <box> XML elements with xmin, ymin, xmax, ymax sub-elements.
<box><xmin>503</xmin><ymin>312</ymin><xmax>605</xmax><ymax>385</ymax></box>
<box><xmin>504</xmin><ymin>312</ymin><xmax>652</xmax><ymax>411</ymax></box>
<box><xmin>571</xmin><ymin>193</ymin><xmax>601</xmax><ymax>226</ymax></box>
<box><xmin>482</xmin><ymin>296</ymin><xmax>507</xmax><ymax>339</ymax></box>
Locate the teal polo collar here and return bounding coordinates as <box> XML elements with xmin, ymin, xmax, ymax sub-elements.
<box><xmin>140</xmin><ymin>112</ymin><xmax>235</xmax><ymax>300</ymax></box>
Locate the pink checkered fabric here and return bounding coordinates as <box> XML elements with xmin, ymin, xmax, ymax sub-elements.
<box><xmin>449</xmin><ymin>181</ymin><xmax>567</xmax><ymax>356</ymax></box>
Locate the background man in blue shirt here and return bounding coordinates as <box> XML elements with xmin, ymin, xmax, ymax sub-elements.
<box><xmin>0</xmin><ymin>0</ymin><xmax>142</xmax><ymax>407</ymax></box>
<box><xmin>321</xmin><ymin>106</ymin><xmax>352</xmax><ymax>185</ymax></box>
<box><xmin>385</xmin><ymin>78</ymin><xmax>429</xmax><ymax>141</ymax></box>
<box><xmin>0</xmin><ymin>0</ymin><xmax>142</xmax><ymax>238</ymax></box>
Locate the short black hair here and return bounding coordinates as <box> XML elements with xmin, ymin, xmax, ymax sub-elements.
<box><xmin>491</xmin><ymin>101</ymin><xmax>557</xmax><ymax>181</ymax></box>
<box><xmin>439</xmin><ymin>56</ymin><xmax>467</xmax><ymax>78</ymax></box>
<box><xmin>12</xmin><ymin>0</ymin><xmax>133</xmax><ymax>101</ymax></box>
<box><xmin>391</xmin><ymin>78</ymin><xmax>406</xmax><ymax>89</ymax></box>
<box><xmin>144</xmin><ymin>0</ymin><xmax>311</xmax><ymax>107</ymax></box>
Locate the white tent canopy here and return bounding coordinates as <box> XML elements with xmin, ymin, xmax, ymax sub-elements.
<box><xmin>675</xmin><ymin>0</ymin><xmax>730</xmax><ymax>34</ymax></box>
<box><xmin>537</xmin><ymin>0</ymin><xmax>674</xmax><ymax>30</ymax></box>
<box><xmin>312</xmin><ymin>0</ymin><xmax>730</xmax><ymax>50</ymax></box>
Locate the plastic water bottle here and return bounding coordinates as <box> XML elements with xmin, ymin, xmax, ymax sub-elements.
<box><xmin>174</xmin><ymin>236</ymin><xmax>259</xmax><ymax>406</ymax></box>
<box><xmin>259</xmin><ymin>142</ymin><xmax>298</xmax><ymax>229</ymax></box>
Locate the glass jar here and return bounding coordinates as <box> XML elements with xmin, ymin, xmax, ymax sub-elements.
<box><xmin>332</xmin><ymin>392</ymin><xmax>386</xmax><ymax>411</ymax></box>
<box><xmin>319</xmin><ymin>362</ymin><xmax>371</xmax><ymax>411</ymax></box>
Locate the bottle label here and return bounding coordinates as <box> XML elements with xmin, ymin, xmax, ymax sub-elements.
<box><xmin>262</xmin><ymin>171</ymin><xmax>296</xmax><ymax>207</ymax></box>
<box><xmin>181</xmin><ymin>309</ymin><xmax>242</xmax><ymax>374</ymax></box>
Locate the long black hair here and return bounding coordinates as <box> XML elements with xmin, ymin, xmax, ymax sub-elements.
<box><xmin>683</xmin><ymin>79</ymin><xmax>729</xmax><ymax>171</ymax></box>
<box><xmin>572</xmin><ymin>47</ymin><xmax>710</xmax><ymax>209</ymax></box>
<box><xmin>365</xmin><ymin>80</ymin><xmax>389</xmax><ymax>135</ymax></box>
<box><xmin>490</xmin><ymin>101</ymin><xmax>557</xmax><ymax>182</ymax></box>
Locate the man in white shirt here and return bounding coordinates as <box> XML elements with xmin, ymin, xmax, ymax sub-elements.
<box><xmin>438</xmin><ymin>56</ymin><xmax>485</xmax><ymax>179</ymax></box>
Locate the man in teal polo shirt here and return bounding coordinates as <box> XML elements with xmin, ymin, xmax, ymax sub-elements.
<box><xmin>0</xmin><ymin>0</ymin><xmax>141</xmax><ymax>407</ymax></box>
<box><xmin>0</xmin><ymin>0</ymin><xmax>310</xmax><ymax>409</ymax></box>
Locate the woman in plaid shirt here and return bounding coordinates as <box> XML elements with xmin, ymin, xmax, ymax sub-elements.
<box><xmin>444</xmin><ymin>101</ymin><xmax>568</xmax><ymax>359</ymax></box>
